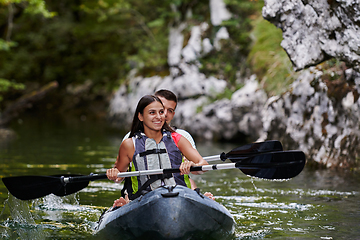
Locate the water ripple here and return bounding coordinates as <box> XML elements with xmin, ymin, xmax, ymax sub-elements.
<box><xmin>219</xmin><ymin>196</ymin><xmax>313</xmax><ymax>211</ymax></box>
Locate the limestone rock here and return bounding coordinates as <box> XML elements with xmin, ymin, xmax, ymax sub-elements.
<box><xmin>262</xmin><ymin>67</ymin><xmax>360</xmax><ymax>168</ymax></box>
<box><xmin>263</xmin><ymin>0</ymin><xmax>360</xmax><ymax>71</ymax></box>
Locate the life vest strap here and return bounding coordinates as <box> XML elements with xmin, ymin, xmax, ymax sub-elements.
<box><xmin>128</xmin><ymin>173</ymin><xmax>173</xmax><ymax>200</ymax></box>
<box><xmin>139</xmin><ymin>149</ymin><xmax>167</xmax><ymax>157</ymax></box>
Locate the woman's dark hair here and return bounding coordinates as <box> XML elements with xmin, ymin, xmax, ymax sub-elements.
<box><xmin>129</xmin><ymin>95</ymin><xmax>174</xmax><ymax>137</ymax></box>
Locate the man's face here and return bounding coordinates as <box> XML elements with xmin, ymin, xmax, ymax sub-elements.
<box><xmin>157</xmin><ymin>96</ymin><xmax>176</xmax><ymax>124</ymax></box>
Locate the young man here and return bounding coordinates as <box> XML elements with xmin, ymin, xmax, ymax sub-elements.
<box><xmin>122</xmin><ymin>90</ymin><xmax>196</xmax><ymax>149</ymax></box>
<box><xmin>153</xmin><ymin>90</ymin><xmax>199</xmax><ymax>189</ymax></box>
<box><xmin>154</xmin><ymin>90</ymin><xmax>196</xmax><ymax>149</ymax></box>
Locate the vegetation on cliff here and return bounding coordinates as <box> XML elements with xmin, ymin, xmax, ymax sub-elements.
<box><xmin>0</xmin><ymin>0</ymin><xmax>340</xmax><ymax>123</ymax></box>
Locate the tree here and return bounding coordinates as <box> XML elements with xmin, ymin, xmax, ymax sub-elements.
<box><xmin>0</xmin><ymin>0</ymin><xmax>54</xmax><ymax>104</ymax></box>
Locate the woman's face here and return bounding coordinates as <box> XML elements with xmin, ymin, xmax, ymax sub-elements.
<box><xmin>138</xmin><ymin>101</ymin><xmax>165</xmax><ymax>132</ymax></box>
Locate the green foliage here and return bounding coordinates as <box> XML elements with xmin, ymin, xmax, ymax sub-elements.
<box><xmin>224</xmin><ymin>0</ymin><xmax>263</xmax><ymax>53</ymax></box>
<box><xmin>0</xmin><ymin>78</ymin><xmax>25</xmax><ymax>102</ymax></box>
<box><xmin>199</xmin><ymin>0</ymin><xmax>263</xmax><ymax>87</ymax></box>
<box><xmin>79</xmin><ymin>0</ymin><xmax>132</xmax><ymax>22</ymax></box>
<box><xmin>147</xmin><ymin>18</ymin><xmax>165</xmax><ymax>28</ymax></box>
<box><xmin>0</xmin><ymin>0</ymin><xmax>297</xmax><ymax>114</ymax></box>
<box><xmin>0</xmin><ymin>39</ymin><xmax>17</xmax><ymax>51</ymax></box>
<box><xmin>23</xmin><ymin>0</ymin><xmax>56</xmax><ymax>17</ymax></box>
<box><xmin>0</xmin><ymin>0</ymin><xmax>55</xmax><ymax>17</ymax></box>
<box><xmin>0</xmin><ymin>0</ymin><xmax>53</xmax><ymax>104</ymax></box>
<box><xmin>199</xmin><ymin>40</ymin><xmax>244</xmax><ymax>86</ymax></box>
<box><xmin>0</xmin><ymin>0</ymin><xmax>176</xmax><ymax>97</ymax></box>
<box><xmin>0</xmin><ymin>0</ymin><xmax>218</xmax><ymax>106</ymax></box>
<box><xmin>248</xmin><ymin>17</ymin><xmax>295</xmax><ymax>96</ymax></box>
<box><xmin>215</xmin><ymin>87</ymin><xmax>236</xmax><ymax>100</ymax></box>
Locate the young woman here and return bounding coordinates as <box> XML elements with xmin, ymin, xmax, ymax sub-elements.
<box><xmin>106</xmin><ymin>95</ymin><xmax>210</xmax><ymax>207</ymax></box>
<box><xmin>121</xmin><ymin>89</ymin><xmax>198</xmax><ymax>189</ymax></box>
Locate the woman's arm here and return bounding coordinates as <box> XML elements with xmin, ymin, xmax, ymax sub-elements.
<box><xmin>107</xmin><ymin>138</ymin><xmax>134</xmax><ymax>182</ymax></box>
<box><xmin>176</xmin><ymin>136</ymin><xmax>208</xmax><ymax>175</ymax></box>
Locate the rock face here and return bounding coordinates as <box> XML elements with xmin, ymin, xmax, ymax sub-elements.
<box><xmin>109</xmin><ymin>71</ymin><xmax>267</xmax><ymax>142</ymax></box>
<box><xmin>178</xmin><ymin>76</ymin><xmax>268</xmax><ymax>141</ymax></box>
<box><xmin>261</xmin><ymin>67</ymin><xmax>360</xmax><ymax>168</ymax></box>
<box><xmin>261</xmin><ymin>0</ymin><xmax>360</xmax><ymax>168</ymax></box>
<box><xmin>262</xmin><ymin>0</ymin><xmax>360</xmax><ymax>71</ymax></box>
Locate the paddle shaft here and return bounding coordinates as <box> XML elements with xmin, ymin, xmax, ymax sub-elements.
<box><xmin>62</xmin><ymin>163</ymin><xmax>236</xmax><ymax>184</ymax></box>
<box><xmin>117</xmin><ymin>160</ymin><xmax>302</xmax><ymax>177</ymax></box>
<box><xmin>115</xmin><ymin>163</ymin><xmax>236</xmax><ymax>178</ymax></box>
<box><xmin>203</xmin><ymin>140</ymin><xmax>283</xmax><ymax>162</ymax></box>
<box><xmin>61</xmin><ymin>158</ymin><xmax>226</xmax><ymax>183</ymax></box>
<box><xmin>64</xmin><ymin>152</ymin><xmax>265</xmax><ymax>183</ymax></box>
<box><xmin>203</xmin><ymin>155</ymin><xmax>222</xmax><ymax>162</ymax></box>
<box><xmin>63</xmin><ymin>159</ymin><xmax>302</xmax><ymax>183</ymax></box>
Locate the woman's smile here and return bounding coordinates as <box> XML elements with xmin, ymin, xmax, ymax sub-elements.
<box><xmin>153</xmin><ymin>119</ymin><xmax>163</xmax><ymax>125</ymax></box>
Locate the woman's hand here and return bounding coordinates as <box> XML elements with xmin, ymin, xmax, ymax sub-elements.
<box><xmin>106</xmin><ymin>167</ymin><xmax>124</xmax><ymax>183</ymax></box>
<box><xmin>179</xmin><ymin>160</ymin><xmax>195</xmax><ymax>175</ymax></box>
<box><xmin>177</xmin><ymin>136</ymin><xmax>209</xmax><ymax>175</ymax></box>
<box><xmin>181</xmin><ymin>159</ymin><xmax>205</xmax><ymax>175</ymax></box>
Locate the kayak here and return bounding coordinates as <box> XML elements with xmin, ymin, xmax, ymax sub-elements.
<box><xmin>94</xmin><ymin>185</ymin><xmax>235</xmax><ymax>239</ymax></box>
<box><xmin>93</xmin><ymin>185</ymin><xmax>235</xmax><ymax>240</ymax></box>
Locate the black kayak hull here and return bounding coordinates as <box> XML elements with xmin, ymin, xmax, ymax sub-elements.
<box><xmin>94</xmin><ymin>185</ymin><xmax>235</xmax><ymax>240</ymax></box>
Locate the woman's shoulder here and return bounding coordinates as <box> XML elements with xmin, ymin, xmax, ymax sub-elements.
<box><xmin>121</xmin><ymin>137</ymin><xmax>135</xmax><ymax>150</ymax></box>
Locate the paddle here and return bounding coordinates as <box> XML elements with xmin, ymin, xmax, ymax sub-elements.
<box><xmin>114</xmin><ymin>150</ymin><xmax>305</xmax><ymax>180</ymax></box>
<box><xmin>2</xmin><ymin>140</ymin><xmax>283</xmax><ymax>200</ymax></box>
<box><xmin>203</xmin><ymin>140</ymin><xmax>283</xmax><ymax>162</ymax></box>
<box><xmin>2</xmin><ymin>149</ymin><xmax>305</xmax><ymax>201</ymax></box>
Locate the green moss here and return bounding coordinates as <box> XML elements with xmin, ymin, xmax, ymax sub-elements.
<box><xmin>196</xmin><ymin>105</ymin><xmax>203</xmax><ymax>114</ymax></box>
<box><xmin>216</xmin><ymin>86</ymin><xmax>240</xmax><ymax>100</ymax></box>
<box><xmin>248</xmin><ymin>17</ymin><xmax>297</xmax><ymax>96</ymax></box>
<box><xmin>199</xmin><ymin>0</ymin><xmax>263</xmax><ymax>87</ymax></box>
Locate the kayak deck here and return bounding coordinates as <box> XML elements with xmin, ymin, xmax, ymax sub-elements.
<box><xmin>94</xmin><ymin>185</ymin><xmax>235</xmax><ymax>240</ymax></box>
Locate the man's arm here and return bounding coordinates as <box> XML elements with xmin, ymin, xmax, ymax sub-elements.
<box><xmin>175</xmin><ymin>128</ymin><xmax>196</xmax><ymax>149</ymax></box>
<box><xmin>175</xmin><ymin>128</ymin><xmax>198</xmax><ymax>189</ymax></box>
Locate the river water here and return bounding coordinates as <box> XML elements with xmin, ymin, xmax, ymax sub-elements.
<box><xmin>0</xmin><ymin>113</ymin><xmax>359</xmax><ymax>239</ymax></box>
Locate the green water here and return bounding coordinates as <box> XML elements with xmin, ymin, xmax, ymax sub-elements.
<box><xmin>0</xmin><ymin>113</ymin><xmax>359</xmax><ymax>239</ymax></box>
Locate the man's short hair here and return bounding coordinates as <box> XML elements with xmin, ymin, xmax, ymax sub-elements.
<box><xmin>155</xmin><ymin>89</ymin><xmax>178</xmax><ymax>106</ymax></box>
